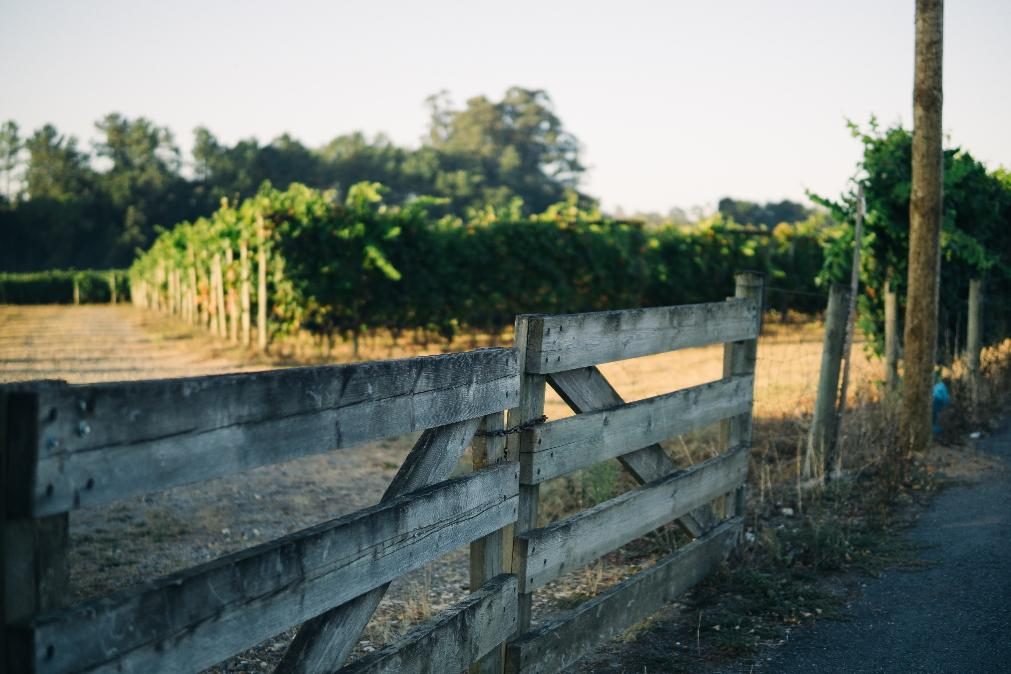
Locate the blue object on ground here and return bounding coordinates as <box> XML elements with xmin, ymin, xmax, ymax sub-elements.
<box><xmin>932</xmin><ymin>380</ymin><xmax>950</xmax><ymax>434</ymax></box>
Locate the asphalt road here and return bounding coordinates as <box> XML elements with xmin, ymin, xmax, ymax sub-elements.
<box><xmin>761</xmin><ymin>417</ymin><xmax>1011</xmax><ymax>673</ymax></box>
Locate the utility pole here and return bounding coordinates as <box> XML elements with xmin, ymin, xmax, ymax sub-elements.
<box><xmin>901</xmin><ymin>0</ymin><xmax>944</xmax><ymax>457</ymax></box>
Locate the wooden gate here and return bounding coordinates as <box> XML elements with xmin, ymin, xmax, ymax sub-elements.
<box><xmin>505</xmin><ymin>272</ymin><xmax>762</xmax><ymax>672</ymax></box>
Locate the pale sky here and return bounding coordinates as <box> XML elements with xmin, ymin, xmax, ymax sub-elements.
<box><xmin>2</xmin><ymin>0</ymin><xmax>1009</xmax><ymax>214</ymax></box>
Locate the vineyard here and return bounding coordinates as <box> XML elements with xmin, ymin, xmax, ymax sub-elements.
<box><xmin>128</xmin><ymin>182</ymin><xmax>829</xmax><ymax>351</ymax></box>
<box><xmin>0</xmin><ymin>269</ymin><xmax>128</xmax><ymax>304</ymax></box>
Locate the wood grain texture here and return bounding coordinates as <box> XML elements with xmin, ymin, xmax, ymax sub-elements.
<box><xmin>507</xmin><ymin>519</ymin><xmax>741</xmax><ymax>674</ymax></box>
<box><xmin>469</xmin><ymin>414</ymin><xmax>509</xmax><ymax>674</ymax></box>
<box><xmin>22</xmin><ymin>348</ymin><xmax>518</xmax><ymax>516</ymax></box>
<box><xmin>507</xmin><ymin>315</ymin><xmax>548</xmax><ymax>635</ymax></box>
<box><xmin>18</xmin><ymin>463</ymin><xmax>518</xmax><ymax>674</ymax></box>
<box><xmin>342</xmin><ymin>574</ymin><xmax>517</xmax><ymax>674</ymax></box>
<box><xmin>721</xmin><ymin>273</ymin><xmax>762</xmax><ymax>514</ymax></box>
<box><xmin>3</xmin><ymin>389</ymin><xmax>70</xmax><ymax>631</ymax></box>
<box><xmin>514</xmin><ymin>446</ymin><xmax>747</xmax><ymax>592</ymax></box>
<box><xmin>547</xmin><ymin>366</ymin><xmax>714</xmax><ymax>536</ymax></box>
<box><xmin>522</xmin><ymin>376</ymin><xmax>753</xmax><ymax>484</ymax></box>
<box><xmin>522</xmin><ymin>299</ymin><xmax>759</xmax><ymax>374</ymax></box>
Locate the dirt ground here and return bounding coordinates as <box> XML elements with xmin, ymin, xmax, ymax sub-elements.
<box><xmin>0</xmin><ymin>304</ymin><xmax>878</xmax><ymax>672</ymax></box>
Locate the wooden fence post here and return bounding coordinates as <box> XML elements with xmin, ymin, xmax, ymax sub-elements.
<box><xmin>256</xmin><ymin>215</ymin><xmax>268</xmax><ymax>352</ymax></box>
<box><xmin>722</xmin><ymin>272</ymin><xmax>763</xmax><ymax>517</ymax></box>
<box><xmin>72</xmin><ymin>277</ymin><xmax>80</xmax><ymax>306</ymax></box>
<box><xmin>188</xmin><ymin>260</ymin><xmax>199</xmax><ymax>327</ymax></box>
<box><xmin>212</xmin><ymin>253</ymin><xmax>226</xmax><ymax>338</ymax></box>
<box><xmin>108</xmin><ymin>272</ymin><xmax>117</xmax><ymax>305</ymax></box>
<box><xmin>470</xmin><ymin>412</ymin><xmax>508</xmax><ymax>674</ymax></box>
<box><xmin>240</xmin><ymin>237</ymin><xmax>252</xmax><ymax>348</ymax></box>
<box><xmin>226</xmin><ymin>247</ymin><xmax>238</xmax><ymax>343</ymax></box>
<box><xmin>884</xmin><ymin>279</ymin><xmax>899</xmax><ymax>391</ymax></box>
<box><xmin>507</xmin><ymin>315</ymin><xmax>546</xmax><ymax>640</ymax></box>
<box><xmin>804</xmin><ymin>284</ymin><xmax>849</xmax><ymax>481</ymax></box>
<box><xmin>2</xmin><ymin>390</ymin><xmax>70</xmax><ymax>672</ymax></box>
<box><xmin>173</xmin><ymin>269</ymin><xmax>182</xmax><ymax>317</ymax></box>
<box><xmin>967</xmin><ymin>278</ymin><xmax>982</xmax><ymax>408</ymax></box>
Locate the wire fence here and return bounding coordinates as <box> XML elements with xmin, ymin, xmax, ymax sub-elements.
<box><xmin>751</xmin><ymin>285</ymin><xmax>1011</xmax><ymax>492</ymax></box>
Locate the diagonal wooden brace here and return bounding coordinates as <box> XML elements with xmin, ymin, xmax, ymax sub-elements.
<box><xmin>276</xmin><ymin>417</ymin><xmax>482</xmax><ymax>673</ymax></box>
<box><xmin>546</xmin><ymin>366</ymin><xmax>715</xmax><ymax>536</ymax></box>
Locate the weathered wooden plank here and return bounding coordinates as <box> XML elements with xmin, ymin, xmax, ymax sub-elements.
<box><xmin>341</xmin><ymin>574</ymin><xmax>517</xmax><ymax>674</ymax></box>
<box><xmin>469</xmin><ymin>413</ymin><xmax>508</xmax><ymax>674</ymax></box>
<box><xmin>523</xmin><ymin>299</ymin><xmax>760</xmax><ymax>374</ymax></box>
<box><xmin>507</xmin><ymin>315</ymin><xmax>548</xmax><ymax>636</ymax></box>
<box><xmin>16</xmin><ymin>463</ymin><xmax>519</xmax><ymax>674</ymax></box>
<box><xmin>722</xmin><ymin>272</ymin><xmax>762</xmax><ymax>513</ymax></box>
<box><xmin>277</xmin><ymin>418</ymin><xmax>484</xmax><ymax>673</ymax></box>
<box><xmin>522</xmin><ymin>376</ymin><xmax>753</xmax><ymax>484</ymax></box>
<box><xmin>506</xmin><ymin>519</ymin><xmax>741</xmax><ymax>674</ymax></box>
<box><xmin>23</xmin><ymin>348</ymin><xmax>518</xmax><ymax>516</ymax></box>
<box><xmin>547</xmin><ymin>367</ymin><xmax>715</xmax><ymax>536</ymax></box>
<box><xmin>2</xmin><ymin>389</ymin><xmax>70</xmax><ymax>674</ymax></box>
<box><xmin>4</xmin><ymin>389</ymin><xmax>70</xmax><ymax>674</ymax></box>
<box><xmin>514</xmin><ymin>446</ymin><xmax>747</xmax><ymax>592</ymax></box>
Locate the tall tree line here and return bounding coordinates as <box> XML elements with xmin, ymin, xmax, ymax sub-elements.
<box><xmin>0</xmin><ymin>87</ymin><xmax>591</xmax><ymax>271</ymax></box>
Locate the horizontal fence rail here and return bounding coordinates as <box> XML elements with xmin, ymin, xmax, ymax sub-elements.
<box><xmin>523</xmin><ymin>298</ymin><xmax>760</xmax><ymax>374</ymax></box>
<box><xmin>342</xmin><ymin>574</ymin><xmax>518</xmax><ymax>674</ymax></box>
<box><xmin>520</xmin><ymin>375</ymin><xmax>753</xmax><ymax>484</ymax></box>
<box><xmin>13</xmin><ymin>464</ymin><xmax>519</xmax><ymax>674</ymax></box>
<box><xmin>9</xmin><ymin>348</ymin><xmax>519</xmax><ymax>517</ymax></box>
<box><xmin>514</xmin><ymin>446</ymin><xmax>749</xmax><ymax>593</ymax></box>
<box><xmin>506</xmin><ymin>519</ymin><xmax>742</xmax><ymax>674</ymax></box>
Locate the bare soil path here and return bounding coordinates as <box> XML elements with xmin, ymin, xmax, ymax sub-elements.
<box><xmin>0</xmin><ymin>304</ymin><xmax>257</xmax><ymax>382</ymax></box>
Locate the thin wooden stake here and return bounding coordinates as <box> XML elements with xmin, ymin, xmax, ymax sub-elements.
<box><xmin>884</xmin><ymin>277</ymin><xmax>899</xmax><ymax>391</ymax></box>
<box><xmin>240</xmin><ymin>237</ymin><xmax>251</xmax><ymax>347</ymax></box>
<box><xmin>805</xmin><ymin>284</ymin><xmax>849</xmax><ymax>480</ymax></box>
<box><xmin>256</xmin><ymin>214</ymin><xmax>268</xmax><ymax>352</ymax></box>
<box><xmin>967</xmin><ymin>278</ymin><xmax>983</xmax><ymax>408</ymax></box>
<box><xmin>830</xmin><ymin>184</ymin><xmax>865</xmax><ymax>480</ymax></box>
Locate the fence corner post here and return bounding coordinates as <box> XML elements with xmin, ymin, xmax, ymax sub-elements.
<box><xmin>723</xmin><ymin>271</ymin><xmax>764</xmax><ymax>518</ymax></box>
<box><xmin>2</xmin><ymin>389</ymin><xmax>70</xmax><ymax>674</ymax></box>
<box><xmin>504</xmin><ymin>315</ymin><xmax>546</xmax><ymax>671</ymax></box>
<box><xmin>470</xmin><ymin>412</ymin><xmax>508</xmax><ymax>674</ymax></box>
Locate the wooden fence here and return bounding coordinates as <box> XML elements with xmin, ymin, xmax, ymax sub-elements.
<box><xmin>504</xmin><ymin>271</ymin><xmax>762</xmax><ymax>672</ymax></box>
<box><xmin>2</xmin><ymin>272</ymin><xmax>763</xmax><ymax>674</ymax></box>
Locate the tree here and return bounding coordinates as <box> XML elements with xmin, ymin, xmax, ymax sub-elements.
<box><xmin>902</xmin><ymin>0</ymin><xmax>945</xmax><ymax>457</ymax></box>
<box><xmin>812</xmin><ymin>122</ymin><xmax>1009</xmax><ymax>358</ymax></box>
<box><xmin>717</xmin><ymin>197</ymin><xmax>810</xmax><ymax>228</ymax></box>
<box><xmin>425</xmin><ymin>87</ymin><xmax>587</xmax><ymax>213</ymax></box>
<box><xmin>94</xmin><ymin>114</ymin><xmax>188</xmax><ymax>257</ymax></box>
<box><xmin>23</xmin><ymin>124</ymin><xmax>93</xmax><ymax>200</ymax></box>
<box><xmin>0</xmin><ymin>121</ymin><xmax>21</xmax><ymax>201</ymax></box>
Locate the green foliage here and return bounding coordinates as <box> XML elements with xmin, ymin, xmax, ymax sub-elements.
<box><xmin>0</xmin><ymin>269</ymin><xmax>128</xmax><ymax>304</ymax></box>
<box><xmin>717</xmin><ymin>197</ymin><xmax>811</xmax><ymax>228</ymax></box>
<box><xmin>2</xmin><ymin>87</ymin><xmax>592</xmax><ymax>273</ymax></box>
<box><xmin>814</xmin><ymin>120</ymin><xmax>1011</xmax><ymax>355</ymax></box>
<box><xmin>132</xmin><ymin>182</ymin><xmax>827</xmax><ymax>345</ymax></box>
